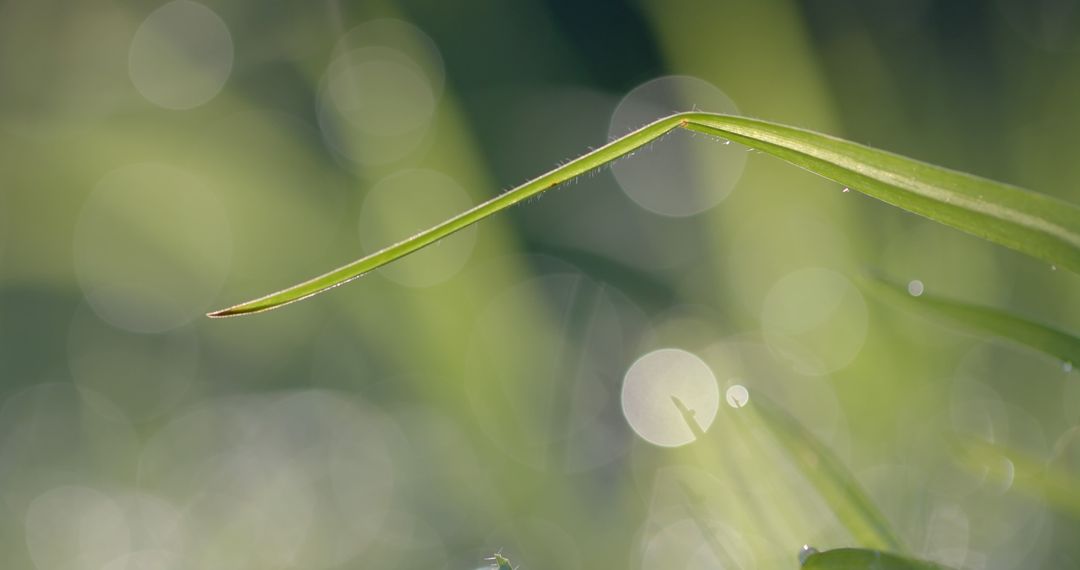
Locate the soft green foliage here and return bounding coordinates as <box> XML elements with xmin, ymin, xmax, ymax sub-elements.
<box><xmin>678</xmin><ymin>380</ymin><xmax>905</xmax><ymax>565</ymax></box>
<box><xmin>959</xmin><ymin>437</ymin><xmax>1080</xmax><ymax>519</ymax></box>
<box><xmin>864</xmin><ymin>276</ymin><xmax>1080</xmax><ymax>369</ymax></box>
<box><xmin>801</xmin><ymin>548</ymin><xmax>950</xmax><ymax>570</ymax></box>
<box><xmin>208</xmin><ymin>113</ymin><xmax>1080</xmax><ymax>317</ymax></box>
<box><xmin>750</xmin><ymin>395</ymin><xmax>905</xmax><ymax>553</ymax></box>
<box><xmin>670</xmin><ymin>393</ymin><xmax>900</xmax><ymax>566</ymax></box>
<box><xmin>9</xmin><ymin>2</ymin><xmax>1080</xmax><ymax>568</ymax></box>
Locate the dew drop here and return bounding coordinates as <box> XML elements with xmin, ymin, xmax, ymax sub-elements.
<box><xmin>722</xmin><ymin>139</ymin><xmax>731</xmax><ymax>145</ymax></box>
<box><xmin>1065</xmin><ymin>361</ymin><xmax>1074</xmax><ymax>373</ymax></box>
<box><xmin>798</xmin><ymin>545</ymin><xmax>818</xmax><ymax>565</ymax></box>
<box><xmin>842</xmin><ymin>187</ymin><xmax>850</xmax><ymax>193</ymax></box>
<box><xmin>1051</xmin><ymin>265</ymin><xmax>1058</xmax><ymax>271</ymax></box>
<box><xmin>907</xmin><ymin>279</ymin><xmax>925</xmax><ymax>297</ymax></box>
<box><xmin>725</xmin><ymin>384</ymin><xmax>749</xmax><ymax>409</ymax></box>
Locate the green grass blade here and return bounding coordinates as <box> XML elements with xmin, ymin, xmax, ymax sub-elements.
<box><xmin>959</xmin><ymin>436</ymin><xmax>1080</xmax><ymax>519</ymax></box>
<box><xmin>863</xmin><ymin>276</ymin><xmax>1080</xmax><ymax>369</ymax></box>
<box><xmin>801</xmin><ymin>548</ymin><xmax>950</xmax><ymax>570</ymax></box>
<box><xmin>749</xmin><ymin>395</ymin><xmax>907</xmax><ymax>553</ymax></box>
<box><xmin>675</xmin><ymin>392</ymin><xmax>905</xmax><ymax>555</ymax></box>
<box><xmin>209</xmin><ymin>112</ymin><xmax>1080</xmax><ymax>317</ymax></box>
<box><xmin>683</xmin><ymin>114</ymin><xmax>1080</xmax><ymax>274</ymax></box>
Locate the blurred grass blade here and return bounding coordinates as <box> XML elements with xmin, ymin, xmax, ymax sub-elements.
<box><xmin>863</xmin><ymin>276</ymin><xmax>1080</xmax><ymax>368</ymax></box>
<box><xmin>801</xmin><ymin>548</ymin><xmax>950</xmax><ymax>569</ymax></box>
<box><xmin>749</xmin><ymin>395</ymin><xmax>906</xmax><ymax>553</ymax></box>
<box><xmin>675</xmin><ymin>480</ymin><xmax>744</xmax><ymax>570</ymax></box>
<box><xmin>671</xmin><ymin>396</ymin><xmax>779</xmax><ymax>566</ymax></box>
<box><xmin>209</xmin><ymin>113</ymin><xmax>1080</xmax><ymax>317</ymax></box>
<box><xmin>959</xmin><ymin>436</ymin><xmax>1080</xmax><ymax>518</ymax></box>
<box><xmin>676</xmin><ymin>392</ymin><xmax>904</xmax><ymax>555</ymax></box>
<box><xmin>684</xmin><ymin>115</ymin><xmax>1080</xmax><ymax>274</ymax></box>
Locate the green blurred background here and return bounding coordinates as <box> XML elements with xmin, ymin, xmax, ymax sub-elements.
<box><xmin>2</xmin><ymin>0</ymin><xmax>1080</xmax><ymax>568</ymax></box>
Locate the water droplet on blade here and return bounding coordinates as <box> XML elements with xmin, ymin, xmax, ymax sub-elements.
<box><xmin>725</xmin><ymin>384</ymin><xmax>749</xmax><ymax>408</ymax></box>
<box><xmin>907</xmin><ymin>279</ymin><xmax>925</xmax><ymax>297</ymax></box>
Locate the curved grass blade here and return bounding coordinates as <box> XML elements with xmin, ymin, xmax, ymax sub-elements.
<box><xmin>958</xmin><ymin>436</ymin><xmax>1080</xmax><ymax>519</ymax></box>
<box><xmin>209</xmin><ymin>112</ymin><xmax>1080</xmax><ymax>317</ymax></box>
<box><xmin>801</xmin><ymin>548</ymin><xmax>950</xmax><ymax>570</ymax></box>
<box><xmin>748</xmin><ymin>395</ymin><xmax>906</xmax><ymax>553</ymax></box>
<box><xmin>863</xmin><ymin>276</ymin><xmax>1080</xmax><ymax>369</ymax></box>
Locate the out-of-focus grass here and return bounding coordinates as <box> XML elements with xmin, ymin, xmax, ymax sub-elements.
<box><xmin>3</xmin><ymin>1</ymin><xmax>1080</xmax><ymax>569</ymax></box>
<box><xmin>749</xmin><ymin>393</ymin><xmax>905</xmax><ymax>553</ymax></box>
<box><xmin>864</xmin><ymin>276</ymin><xmax>1080</xmax><ymax>369</ymax></box>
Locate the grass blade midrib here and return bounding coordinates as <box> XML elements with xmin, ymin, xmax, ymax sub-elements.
<box><xmin>685</xmin><ymin>116</ymin><xmax>1080</xmax><ymax>264</ymax></box>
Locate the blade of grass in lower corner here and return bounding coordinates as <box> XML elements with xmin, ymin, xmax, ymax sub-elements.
<box><xmin>801</xmin><ymin>548</ymin><xmax>950</xmax><ymax>570</ymax></box>
<box><xmin>747</xmin><ymin>394</ymin><xmax>906</xmax><ymax>553</ymax></box>
<box><xmin>862</xmin><ymin>276</ymin><xmax>1080</xmax><ymax>370</ymax></box>
<box><xmin>209</xmin><ymin>112</ymin><xmax>1080</xmax><ymax>317</ymax></box>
